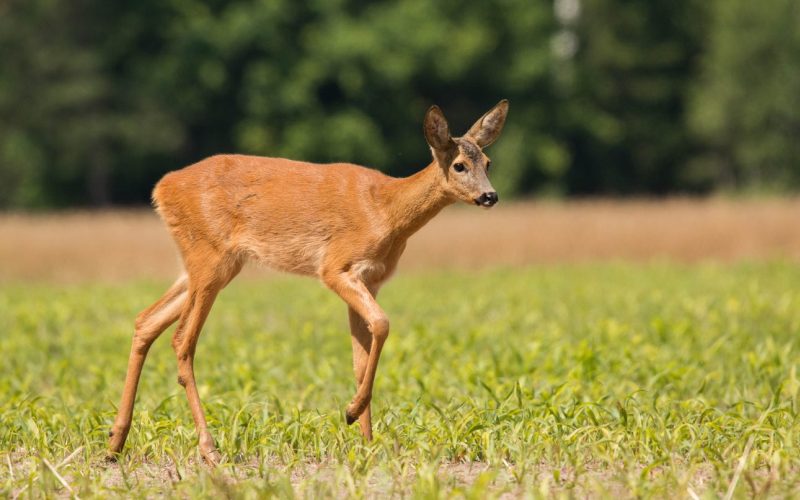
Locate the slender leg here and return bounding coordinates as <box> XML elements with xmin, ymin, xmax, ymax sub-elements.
<box><xmin>171</xmin><ymin>262</ymin><xmax>241</xmax><ymax>465</ymax></box>
<box><xmin>108</xmin><ymin>275</ymin><xmax>188</xmax><ymax>457</ymax></box>
<box><xmin>171</xmin><ymin>283</ymin><xmax>222</xmax><ymax>464</ymax></box>
<box><xmin>324</xmin><ymin>272</ymin><xmax>389</xmax><ymax>425</ymax></box>
<box><xmin>349</xmin><ymin>306</ymin><xmax>373</xmax><ymax>440</ymax></box>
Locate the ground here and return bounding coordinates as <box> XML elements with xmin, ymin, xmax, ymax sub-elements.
<box><xmin>2</xmin><ymin>263</ymin><xmax>800</xmax><ymax>497</ymax></box>
<box><xmin>1</xmin><ymin>200</ymin><xmax>800</xmax><ymax>497</ymax></box>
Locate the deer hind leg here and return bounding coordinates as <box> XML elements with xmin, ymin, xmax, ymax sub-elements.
<box><xmin>108</xmin><ymin>274</ymin><xmax>189</xmax><ymax>457</ymax></box>
<box><xmin>171</xmin><ymin>257</ymin><xmax>242</xmax><ymax>465</ymax></box>
<box><xmin>349</xmin><ymin>305</ymin><xmax>375</xmax><ymax>440</ymax></box>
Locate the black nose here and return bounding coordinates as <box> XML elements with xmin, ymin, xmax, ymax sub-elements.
<box><xmin>477</xmin><ymin>191</ymin><xmax>498</xmax><ymax>207</ymax></box>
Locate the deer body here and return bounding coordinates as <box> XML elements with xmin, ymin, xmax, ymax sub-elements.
<box><xmin>155</xmin><ymin>155</ymin><xmax>446</xmax><ymax>281</ymax></box>
<box><xmin>108</xmin><ymin>101</ymin><xmax>509</xmax><ymax>464</ymax></box>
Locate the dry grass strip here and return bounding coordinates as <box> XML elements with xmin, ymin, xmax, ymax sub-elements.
<box><xmin>1</xmin><ymin>198</ymin><xmax>798</xmax><ymax>283</ymax></box>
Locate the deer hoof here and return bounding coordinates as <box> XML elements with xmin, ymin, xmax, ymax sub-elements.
<box><xmin>199</xmin><ymin>433</ymin><xmax>221</xmax><ymax>466</ymax></box>
<box><xmin>345</xmin><ymin>398</ymin><xmax>369</xmax><ymax>425</ymax></box>
<box><xmin>201</xmin><ymin>448</ymin><xmax>221</xmax><ymax>467</ymax></box>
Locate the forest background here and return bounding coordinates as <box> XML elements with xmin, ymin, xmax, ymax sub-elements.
<box><xmin>1</xmin><ymin>0</ymin><xmax>798</xmax><ymax>209</ymax></box>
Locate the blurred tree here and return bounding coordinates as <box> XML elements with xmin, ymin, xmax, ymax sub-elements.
<box><xmin>0</xmin><ymin>0</ymin><xmax>184</xmax><ymax>207</ymax></box>
<box><xmin>689</xmin><ymin>0</ymin><xmax>800</xmax><ymax>191</ymax></box>
<box><xmin>558</xmin><ymin>0</ymin><xmax>709</xmax><ymax>195</ymax></box>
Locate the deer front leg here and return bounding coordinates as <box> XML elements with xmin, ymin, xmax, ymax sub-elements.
<box><xmin>349</xmin><ymin>306</ymin><xmax>374</xmax><ymax>440</ymax></box>
<box><xmin>324</xmin><ymin>272</ymin><xmax>389</xmax><ymax>427</ymax></box>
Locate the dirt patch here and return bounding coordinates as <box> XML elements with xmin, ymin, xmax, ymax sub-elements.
<box><xmin>7</xmin><ymin>448</ymin><xmax>772</xmax><ymax>499</ymax></box>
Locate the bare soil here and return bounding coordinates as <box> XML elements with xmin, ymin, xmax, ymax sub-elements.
<box><xmin>7</xmin><ymin>448</ymin><xmax>739</xmax><ymax>499</ymax></box>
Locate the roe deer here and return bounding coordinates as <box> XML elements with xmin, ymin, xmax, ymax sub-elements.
<box><xmin>107</xmin><ymin>100</ymin><xmax>509</xmax><ymax>464</ymax></box>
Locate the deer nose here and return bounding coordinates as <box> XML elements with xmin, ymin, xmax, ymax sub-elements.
<box><xmin>477</xmin><ymin>191</ymin><xmax>498</xmax><ymax>207</ymax></box>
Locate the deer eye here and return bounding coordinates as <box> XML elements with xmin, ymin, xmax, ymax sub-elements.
<box><xmin>453</xmin><ymin>162</ymin><xmax>467</xmax><ymax>173</ymax></box>
<box><xmin>486</xmin><ymin>160</ymin><xmax>492</xmax><ymax>172</ymax></box>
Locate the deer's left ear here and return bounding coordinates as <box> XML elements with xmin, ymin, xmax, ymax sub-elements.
<box><xmin>466</xmin><ymin>99</ymin><xmax>509</xmax><ymax>148</ymax></box>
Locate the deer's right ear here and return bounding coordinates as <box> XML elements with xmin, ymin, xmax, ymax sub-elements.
<box><xmin>423</xmin><ymin>105</ymin><xmax>453</xmax><ymax>151</ymax></box>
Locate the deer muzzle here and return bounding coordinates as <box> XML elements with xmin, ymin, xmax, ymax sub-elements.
<box><xmin>475</xmin><ymin>191</ymin><xmax>498</xmax><ymax>207</ymax></box>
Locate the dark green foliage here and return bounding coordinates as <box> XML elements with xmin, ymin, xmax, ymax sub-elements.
<box><xmin>559</xmin><ymin>0</ymin><xmax>710</xmax><ymax>195</ymax></box>
<box><xmin>0</xmin><ymin>0</ymin><xmax>797</xmax><ymax>207</ymax></box>
<box><xmin>689</xmin><ymin>0</ymin><xmax>800</xmax><ymax>191</ymax></box>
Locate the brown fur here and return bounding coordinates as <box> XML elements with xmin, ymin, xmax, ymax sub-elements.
<box><xmin>107</xmin><ymin>101</ymin><xmax>509</xmax><ymax>464</ymax></box>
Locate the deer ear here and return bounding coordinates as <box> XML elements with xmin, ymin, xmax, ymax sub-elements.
<box><xmin>423</xmin><ymin>105</ymin><xmax>453</xmax><ymax>151</ymax></box>
<box><xmin>466</xmin><ymin>99</ymin><xmax>509</xmax><ymax>148</ymax></box>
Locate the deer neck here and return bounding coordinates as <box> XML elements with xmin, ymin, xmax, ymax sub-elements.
<box><xmin>381</xmin><ymin>162</ymin><xmax>452</xmax><ymax>238</ymax></box>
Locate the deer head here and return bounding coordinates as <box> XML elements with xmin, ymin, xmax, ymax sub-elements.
<box><xmin>423</xmin><ymin>99</ymin><xmax>509</xmax><ymax>207</ymax></box>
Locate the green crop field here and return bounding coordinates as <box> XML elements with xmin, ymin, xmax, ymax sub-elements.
<box><xmin>2</xmin><ymin>263</ymin><xmax>799</xmax><ymax>497</ymax></box>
